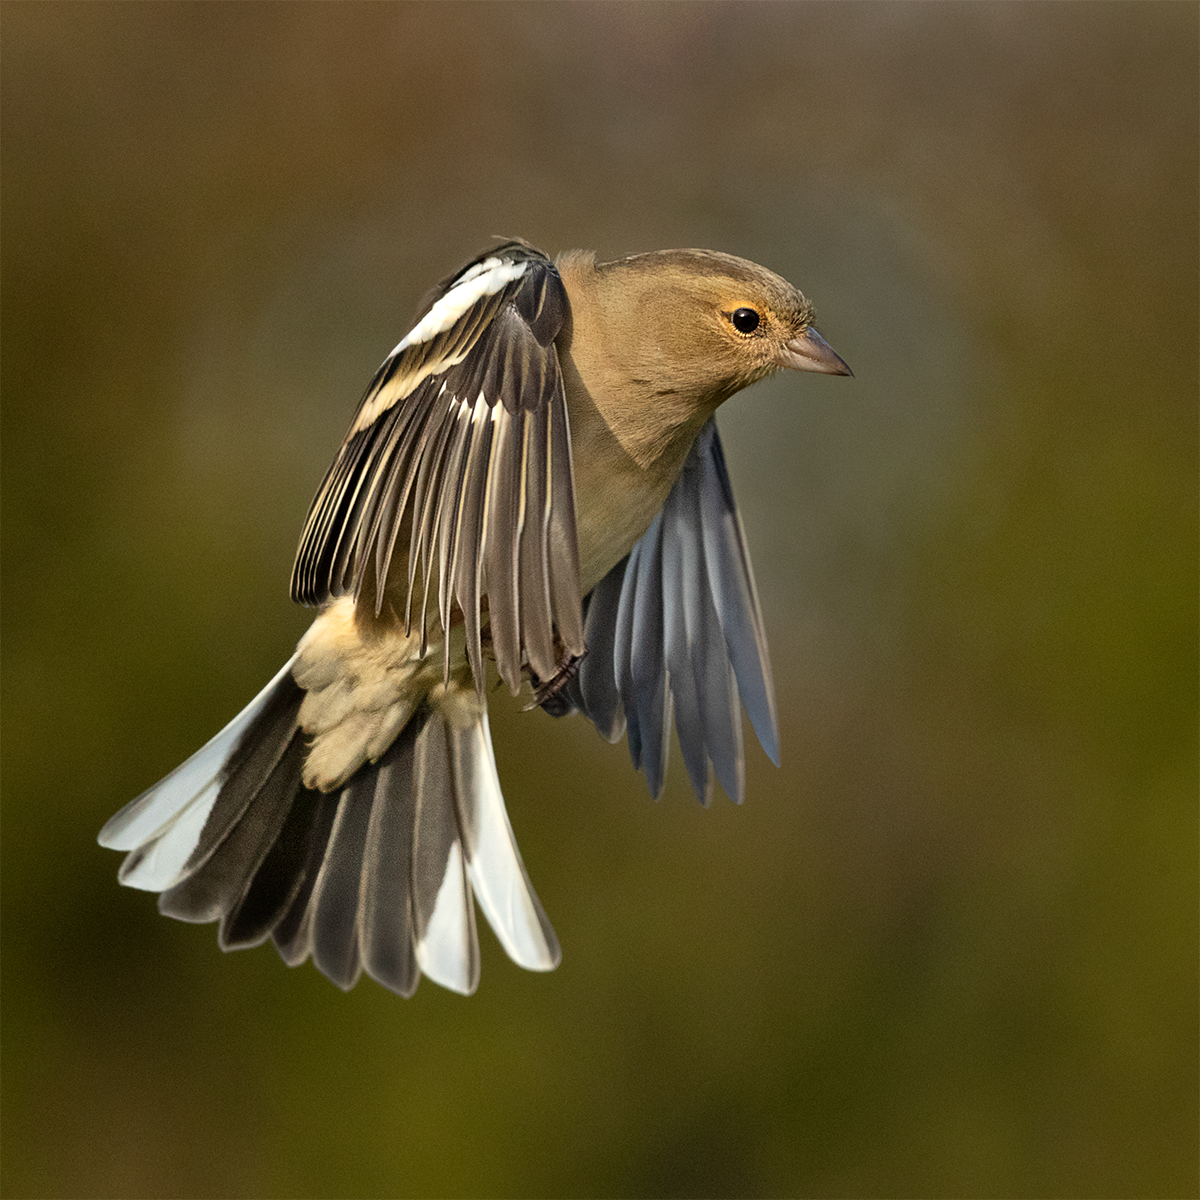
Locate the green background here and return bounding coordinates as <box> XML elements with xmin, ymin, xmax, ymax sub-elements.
<box><xmin>3</xmin><ymin>3</ymin><xmax>1196</xmax><ymax>1196</ymax></box>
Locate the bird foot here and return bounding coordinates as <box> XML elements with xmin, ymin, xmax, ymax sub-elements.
<box><xmin>525</xmin><ymin>653</ymin><xmax>585</xmax><ymax>715</ymax></box>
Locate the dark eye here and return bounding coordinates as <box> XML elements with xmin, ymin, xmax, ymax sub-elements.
<box><xmin>731</xmin><ymin>307</ymin><xmax>760</xmax><ymax>333</ymax></box>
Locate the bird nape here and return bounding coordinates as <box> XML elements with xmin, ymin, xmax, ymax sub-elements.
<box><xmin>99</xmin><ymin>239</ymin><xmax>852</xmax><ymax>997</ymax></box>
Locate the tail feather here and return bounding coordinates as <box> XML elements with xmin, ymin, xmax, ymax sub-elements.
<box><xmin>115</xmin><ymin>776</ymin><xmax>222</xmax><ymax>892</ymax></box>
<box><xmin>181</xmin><ymin>679</ymin><xmax>308</xmax><ymax>885</ymax></box>
<box><xmin>98</xmin><ymin>657</ymin><xmax>300</xmax><ymax>854</ymax></box>
<box><xmin>308</xmin><ymin>771</ymin><xmax>379</xmax><ymax>991</ymax></box>
<box><xmin>158</xmin><ymin>729</ymin><xmax>305</xmax><ymax>927</ymax></box>
<box><xmin>411</xmin><ymin>713</ymin><xmax>480</xmax><ymax>994</ymax></box>
<box><xmin>270</xmin><ymin>789</ymin><xmax>342</xmax><ymax>967</ymax></box>
<box><xmin>100</xmin><ymin>660</ymin><xmax>560</xmax><ymax>997</ymax></box>
<box><xmin>452</xmin><ymin>716</ymin><xmax>560</xmax><ymax>972</ymax></box>
<box><xmin>220</xmin><ymin>786</ymin><xmax>322</xmax><ymax>950</ymax></box>
<box><xmin>358</xmin><ymin>730</ymin><xmax>420</xmax><ymax>996</ymax></box>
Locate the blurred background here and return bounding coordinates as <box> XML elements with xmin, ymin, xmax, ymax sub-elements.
<box><xmin>2</xmin><ymin>4</ymin><xmax>1196</xmax><ymax>1197</ymax></box>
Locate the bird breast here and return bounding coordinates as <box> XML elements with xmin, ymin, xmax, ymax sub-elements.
<box><xmin>562</xmin><ymin>370</ymin><xmax>703</xmax><ymax>596</ymax></box>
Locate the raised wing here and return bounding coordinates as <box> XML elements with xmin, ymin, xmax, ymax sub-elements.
<box><xmin>291</xmin><ymin>241</ymin><xmax>584</xmax><ymax>694</ymax></box>
<box><xmin>566</xmin><ymin>419</ymin><xmax>779</xmax><ymax>803</ymax></box>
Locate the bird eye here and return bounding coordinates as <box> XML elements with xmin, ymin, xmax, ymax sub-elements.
<box><xmin>731</xmin><ymin>307</ymin><xmax>760</xmax><ymax>334</ymax></box>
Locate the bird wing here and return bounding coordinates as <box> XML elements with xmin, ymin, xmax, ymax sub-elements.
<box><xmin>566</xmin><ymin>419</ymin><xmax>780</xmax><ymax>803</ymax></box>
<box><xmin>291</xmin><ymin>241</ymin><xmax>584</xmax><ymax>695</ymax></box>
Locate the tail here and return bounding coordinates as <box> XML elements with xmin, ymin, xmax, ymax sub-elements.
<box><xmin>98</xmin><ymin>662</ymin><xmax>560</xmax><ymax>996</ymax></box>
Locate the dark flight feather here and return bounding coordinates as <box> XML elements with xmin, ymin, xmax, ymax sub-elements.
<box><xmin>564</xmin><ymin>419</ymin><xmax>777</xmax><ymax>803</ymax></box>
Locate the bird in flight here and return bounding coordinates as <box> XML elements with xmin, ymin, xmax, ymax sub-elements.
<box><xmin>99</xmin><ymin>240</ymin><xmax>852</xmax><ymax>997</ymax></box>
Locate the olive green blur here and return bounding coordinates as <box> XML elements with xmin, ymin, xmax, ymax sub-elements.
<box><xmin>2</xmin><ymin>4</ymin><xmax>1195</xmax><ymax>1197</ymax></box>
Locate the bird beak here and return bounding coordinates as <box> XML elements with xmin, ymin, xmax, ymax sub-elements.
<box><xmin>778</xmin><ymin>326</ymin><xmax>853</xmax><ymax>376</ymax></box>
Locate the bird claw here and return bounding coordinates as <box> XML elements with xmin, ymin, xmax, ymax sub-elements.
<box><xmin>524</xmin><ymin>653</ymin><xmax>585</xmax><ymax>714</ymax></box>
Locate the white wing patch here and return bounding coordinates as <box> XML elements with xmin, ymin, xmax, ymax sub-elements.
<box><xmin>389</xmin><ymin>257</ymin><xmax>529</xmax><ymax>357</ymax></box>
<box><xmin>353</xmin><ymin>356</ymin><xmax>467</xmax><ymax>434</ymax></box>
<box><xmin>351</xmin><ymin>257</ymin><xmax>529</xmax><ymax>434</ymax></box>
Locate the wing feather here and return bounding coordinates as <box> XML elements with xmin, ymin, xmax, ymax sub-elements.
<box><xmin>614</xmin><ymin>537</ymin><xmax>643</xmax><ymax>770</ymax></box>
<box><xmin>568</xmin><ymin>418</ymin><xmax>777</xmax><ymax>803</ymax></box>
<box><xmin>369</xmin><ymin>386</ymin><xmax>442</xmax><ymax>612</ymax></box>
<box><xmin>697</xmin><ymin>425</ymin><xmax>780</xmax><ymax>766</ymax></box>
<box><xmin>629</xmin><ymin>515</ymin><xmax>670</xmax><ymax>799</ymax></box>
<box><xmin>519</xmin><ymin>401</ymin><xmax>556</xmax><ymax>681</ymax></box>
<box><xmin>292</xmin><ymin>243</ymin><xmax>581</xmax><ymax>697</ymax></box>
<box><xmin>434</xmin><ymin>401</ymin><xmax>473</xmax><ymax>641</ymax></box>
<box><xmin>454</xmin><ymin>397</ymin><xmax>494</xmax><ymax>692</ymax></box>
<box><xmin>485</xmin><ymin>404</ymin><xmax>524</xmax><ymax>692</ymax></box>
<box><xmin>410</xmin><ymin>390</ymin><xmax>459</xmax><ymax>652</ymax></box>
<box><xmin>575</xmin><ymin>561</ymin><xmax>626</xmax><ymax>743</ymax></box>
<box><xmin>661</xmin><ymin>503</ymin><xmax>712</xmax><ymax>805</ymax></box>
<box><xmin>548</xmin><ymin>385</ymin><xmax>585</xmax><ymax>658</ymax></box>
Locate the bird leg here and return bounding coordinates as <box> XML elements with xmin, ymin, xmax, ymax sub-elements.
<box><xmin>525</xmin><ymin>648</ymin><xmax>585</xmax><ymax>714</ymax></box>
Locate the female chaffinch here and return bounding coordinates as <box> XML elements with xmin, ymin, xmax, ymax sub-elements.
<box><xmin>100</xmin><ymin>240</ymin><xmax>851</xmax><ymax>997</ymax></box>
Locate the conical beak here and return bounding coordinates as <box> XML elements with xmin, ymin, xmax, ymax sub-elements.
<box><xmin>778</xmin><ymin>326</ymin><xmax>853</xmax><ymax>376</ymax></box>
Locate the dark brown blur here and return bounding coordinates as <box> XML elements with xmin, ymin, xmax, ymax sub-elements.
<box><xmin>2</xmin><ymin>4</ymin><xmax>1196</xmax><ymax>1197</ymax></box>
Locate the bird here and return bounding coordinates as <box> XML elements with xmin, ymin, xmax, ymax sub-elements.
<box><xmin>98</xmin><ymin>239</ymin><xmax>851</xmax><ymax>998</ymax></box>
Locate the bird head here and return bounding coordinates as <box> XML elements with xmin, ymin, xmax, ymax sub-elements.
<box><xmin>596</xmin><ymin>248</ymin><xmax>851</xmax><ymax>403</ymax></box>
<box><xmin>556</xmin><ymin>246</ymin><xmax>851</xmax><ymax>469</ymax></box>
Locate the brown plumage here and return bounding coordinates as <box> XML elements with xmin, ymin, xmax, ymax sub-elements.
<box><xmin>99</xmin><ymin>240</ymin><xmax>851</xmax><ymax>997</ymax></box>
<box><xmin>558</xmin><ymin>247</ymin><xmax>843</xmax><ymax>590</ymax></box>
